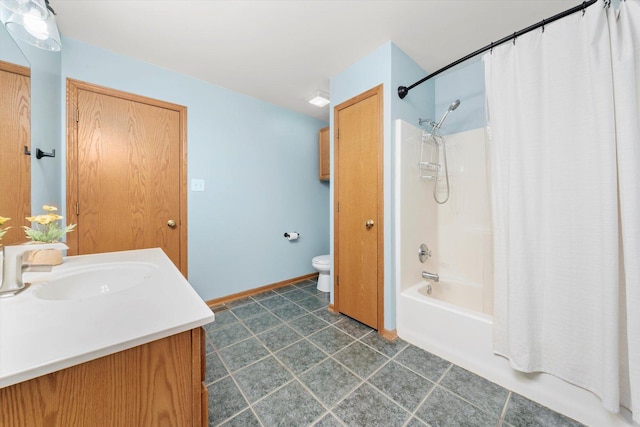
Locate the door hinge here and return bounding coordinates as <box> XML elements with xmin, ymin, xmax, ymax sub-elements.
<box><xmin>336</xmin><ymin>276</ymin><xmax>339</xmax><ymax>286</ymax></box>
<box><xmin>337</xmin><ymin>202</ymin><xmax>339</xmax><ymax>212</ymax></box>
<box><xmin>336</xmin><ymin>128</ymin><xmax>339</xmax><ymax>139</ymax></box>
<box><xmin>75</xmin><ymin>108</ymin><xmax>79</xmax><ymax>123</ymax></box>
<box><xmin>75</xmin><ymin>202</ymin><xmax>79</xmax><ymax>215</ymax></box>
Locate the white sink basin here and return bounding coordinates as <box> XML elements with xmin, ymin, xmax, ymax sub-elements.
<box><xmin>33</xmin><ymin>262</ymin><xmax>157</xmax><ymax>301</ymax></box>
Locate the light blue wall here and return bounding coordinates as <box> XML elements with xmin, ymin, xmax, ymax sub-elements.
<box><xmin>20</xmin><ymin>42</ymin><xmax>63</xmax><ymax>213</ymax></box>
<box><xmin>0</xmin><ymin>22</ymin><xmax>29</xmax><ymax>67</ymax></box>
<box><xmin>434</xmin><ymin>58</ymin><xmax>486</xmax><ymax>134</ymax></box>
<box><xmin>61</xmin><ymin>37</ymin><xmax>329</xmax><ymax>301</ymax></box>
<box><xmin>329</xmin><ymin>42</ymin><xmax>431</xmax><ymax>331</ymax></box>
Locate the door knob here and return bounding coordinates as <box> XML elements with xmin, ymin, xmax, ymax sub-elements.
<box><xmin>365</xmin><ymin>219</ymin><xmax>375</xmax><ymax>228</ymax></box>
<box><xmin>167</xmin><ymin>219</ymin><xmax>177</xmax><ymax>228</ymax></box>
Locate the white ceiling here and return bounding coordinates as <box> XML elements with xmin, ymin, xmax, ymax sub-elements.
<box><xmin>53</xmin><ymin>0</ymin><xmax>582</xmax><ymax>121</ymax></box>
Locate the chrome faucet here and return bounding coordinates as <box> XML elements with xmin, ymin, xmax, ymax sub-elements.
<box><xmin>422</xmin><ymin>271</ymin><xmax>439</xmax><ymax>282</ymax></box>
<box><xmin>0</xmin><ymin>242</ymin><xmax>68</xmax><ymax>297</ymax></box>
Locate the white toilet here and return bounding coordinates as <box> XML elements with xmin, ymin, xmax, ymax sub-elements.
<box><xmin>312</xmin><ymin>255</ymin><xmax>331</xmax><ymax>292</ymax></box>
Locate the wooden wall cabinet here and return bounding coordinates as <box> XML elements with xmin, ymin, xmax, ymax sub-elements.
<box><xmin>318</xmin><ymin>126</ymin><xmax>330</xmax><ymax>181</ymax></box>
<box><xmin>0</xmin><ymin>328</ymin><xmax>207</xmax><ymax>427</ymax></box>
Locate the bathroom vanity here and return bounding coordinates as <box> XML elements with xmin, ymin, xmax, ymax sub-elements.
<box><xmin>0</xmin><ymin>248</ymin><xmax>214</xmax><ymax>426</ymax></box>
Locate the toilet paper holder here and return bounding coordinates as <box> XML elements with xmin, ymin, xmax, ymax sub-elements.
<box><xmin>284</xmin><ymin>232</ymin><xmax>300</xmax><ymax>241</ymax></box>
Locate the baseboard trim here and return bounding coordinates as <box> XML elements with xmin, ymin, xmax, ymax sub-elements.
<box><xmin>206</xmin><ymin>273</ymin><xmax>319</xmax><ymax>307</ymax></box>
<box><xmin>379</xmin><ymin>328</ymin><xmax>398</xmax><ymax>341</ymax></box>
<box><xmin>327</xmin><ymin>303</ymin><xmax>337</xmax><ymax>313</ymax></box>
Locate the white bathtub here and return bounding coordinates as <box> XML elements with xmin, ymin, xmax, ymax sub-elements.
<box><xmin>397</xmin><ymin>283</ymin><xmax>633</xmax><ymax>427</ymax></box>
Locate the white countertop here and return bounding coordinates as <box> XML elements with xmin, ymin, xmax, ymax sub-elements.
<box><xmin>0</xmin><ymin>248</ymin><xmax>214</xmax><ymax>388</ymax></box>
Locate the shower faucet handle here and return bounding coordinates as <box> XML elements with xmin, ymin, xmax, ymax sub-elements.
<box><xmin>418</xmin><ymin>243</ymin><xmax>431</xmax><ymax>263</ymax></box>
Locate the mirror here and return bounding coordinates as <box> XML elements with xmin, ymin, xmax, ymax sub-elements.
<box><xmin>0</xmin><ymin>15</ymin><xmax>29</xmax><ymax>67</ymax></box>
<box><xmin>0</xmin><ymin>17</ymin><xmax>62</xmax><ymax>224</ymax></box>
<box><xmin>1</xmin><ymin>20</ymin><xmax>31</xmax><ymax>244</ymax></box>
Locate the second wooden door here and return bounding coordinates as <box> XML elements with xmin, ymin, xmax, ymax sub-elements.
<box><xmin>334</xmin><ymin>85</ymin><xmax>384</xmax><ymax>329</ymax></box>
<box><xmin>66</xmin><ymin>80</ymin><xmax>187</xmax><ymax>274</ymax></box>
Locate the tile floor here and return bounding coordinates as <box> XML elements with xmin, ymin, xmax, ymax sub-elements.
<box><xmin>204</xmin><ymin>279</ymin><xmax>584</xmax><ymax>427</ymax></box>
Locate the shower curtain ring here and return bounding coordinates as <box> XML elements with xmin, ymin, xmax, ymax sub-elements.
<box><xmin>512</xmin><ymin>32</ymin><xmax>517</xmax><ymax>45</ymax></box>
<box><xmin>541</xmin><ymin>19</ymin><xmax>545</xmax><ymax>33</ymax></box>
<box><xmin>582</xmin><ymin>1</ymin><xmax>586</xmax><ymax>16</ymax></box>
<box><xmin>490</xmin><ymin>42</ymin><xmax>494</xmax><ymax>54</ymax></box>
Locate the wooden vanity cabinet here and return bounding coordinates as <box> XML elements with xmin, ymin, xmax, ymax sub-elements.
<box><xmin>0</xmin><ymin>327</ymin><xmax>207</xmax><ymax>427</ymax></box>
<box><xmin>318</xmin><ymin>126</ymin><xmax>330</xmax><ymax>181</ymax></box>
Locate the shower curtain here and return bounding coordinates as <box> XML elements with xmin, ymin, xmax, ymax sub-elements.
<box><xmin>485</xmin><ymin>0</ymin><xmax>639</xmax><ymax>420</ymax></box>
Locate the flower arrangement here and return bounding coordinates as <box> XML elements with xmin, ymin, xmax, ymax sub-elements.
<box><xmin>0</xmin><ymin>216</ymin><xmax>10</xmax><ymax>243</ymax></box>
<box><xmin>23</xmin><ymin>205</ymin><xmax>76</xmax><ymax>243</ymax></box>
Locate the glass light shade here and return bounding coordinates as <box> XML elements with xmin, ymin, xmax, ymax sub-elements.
<box><xmin>4</xmin><ymin>8</ymin><xmax>61</xmax><ymax>51</ymax></box>
<box><xmin>0</xmin><ymin>0</ymin><xmax>47</xmax><ymax>20</ymax></box>
<box><xmin>307</xmin><ymin>91</ymin><xmax>330</xmax><ymax>107</ymax></box>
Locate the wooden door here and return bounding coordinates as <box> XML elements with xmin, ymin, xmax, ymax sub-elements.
<box><xmin>66</xmin><ymin>80</ymin><xmax>187</xmax><ymax>275</ymax></box>
<box><xmin>334</xmin><ymin>85</ymin><xmax>383</xmax><ymax>329</ymax></box>
<box><xmin>0</xmin><ymin>61</ymin><xmax>30</xmax><ymax>245</ymax></box>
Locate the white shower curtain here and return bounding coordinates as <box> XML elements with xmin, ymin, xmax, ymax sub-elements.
<box><xmin>485</xmin><ymin>0</ymin><xmax>639</xmax><ymax>420</ymax></box>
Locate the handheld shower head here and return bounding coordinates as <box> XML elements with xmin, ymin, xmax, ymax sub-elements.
<box><xmin>436</xmin><ymin>99</ymin><xmax>461</xmax><ymax>128</ymax></box>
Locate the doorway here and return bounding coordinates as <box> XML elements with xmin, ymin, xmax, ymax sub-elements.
<box><xmin>66</xmin><ymin>80</ymin><xmax>188</xmax><ymax>275</ymax></box>
<box><xmin>0</xmin><ymin>61</ymin><xmax>30</xmax><ymax>245</ymax></box>
<box><xmin>333</xmin><ymin>84</ymin><xmax>384</xmax><ymax>330</ymax></box>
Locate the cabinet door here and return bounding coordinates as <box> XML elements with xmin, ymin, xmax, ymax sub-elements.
<box><xmin>318</xmin><ymin>126</ymin><xmax>330</xmax><ymax>180</ymax></box>
<box><xmin>0</xmin><ymin>331</ymin><xmax>197</xmax><ymax>426</ymax></box>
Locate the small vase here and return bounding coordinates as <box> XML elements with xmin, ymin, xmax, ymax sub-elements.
<box><xmin>23</xmin><ymin>248</ymin><xmax>63</xmax><ymax>266</ymax></box>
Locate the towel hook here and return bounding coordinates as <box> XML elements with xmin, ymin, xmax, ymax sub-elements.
<box><xmin>35</xmin><ymin>148</ymin><xmax>55</xmax><ymax>160</ymax></box>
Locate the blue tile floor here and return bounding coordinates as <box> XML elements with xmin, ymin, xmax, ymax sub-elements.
<box><xmin>204</xmin><ymin>279</ymin><xmax>584</xmax><ymax>427</ymax></box>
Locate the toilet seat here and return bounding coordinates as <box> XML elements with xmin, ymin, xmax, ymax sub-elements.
<box><xmin>312</xmin><ymin>255</ymin><xmax>330</xmax><ymax>266</ymax></box>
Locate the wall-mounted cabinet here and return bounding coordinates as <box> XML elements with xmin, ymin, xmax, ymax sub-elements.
<box><xmin>318</xmin><ymin>126</ymin><xmax>330</xmax><ymax>181</ymax></box>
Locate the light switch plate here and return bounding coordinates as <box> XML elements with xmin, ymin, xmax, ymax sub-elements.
<box><xmin>191</xmin><ymin>179</ymin><xmax>205</xmax><ymax>192</ymax></box>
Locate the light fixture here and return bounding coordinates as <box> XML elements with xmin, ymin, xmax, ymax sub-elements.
<box><xmin>307</xmin><ymin>91</ymin><xmax>330</xmax><ymax>107</ymax></box>
<box><xmin>1</xmin><ymin>0</ymin><xmax>61</xmax><ymax>51</ymax></box>
<box><xmin>0</xmin><ymin>0</ymin><xmax>47</xmax><ymax>19</ymax></box>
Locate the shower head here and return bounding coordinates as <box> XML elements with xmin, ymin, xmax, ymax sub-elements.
<box><xmin>436</xmin><ymin>99</ymin><xmax>461</xmax><ymax>128</ymax></box>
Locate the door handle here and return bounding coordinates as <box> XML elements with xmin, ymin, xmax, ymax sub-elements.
<box><xmin>167</xmin><ymin>219</ymin><xmax>177</xmax><ymax>228</ymax></box>
<box><xmin>365</xmin><ymin>219</ymin><xmax>374</xmax><ymax>229</ymax></box>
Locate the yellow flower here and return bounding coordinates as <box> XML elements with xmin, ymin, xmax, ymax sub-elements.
<box><xmin>23</xmin><ymin>205</ymin><xmax>75</xmax><ymax>243</ymax></box>
<box><xmin>0</xmin><ymin>216</ymin><xmax>10</xmax><ymax>226</ymax></box>
<box><xmin>27</xmin><ymin>214</ymin><xmax>56</xmax><ymax>225</ymax></box>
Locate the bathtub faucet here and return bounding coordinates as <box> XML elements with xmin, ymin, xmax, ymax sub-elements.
<box><xmin>422</xmin><ymin>271</ymin><xmax>439</xmax><ymax>282</ymax></box>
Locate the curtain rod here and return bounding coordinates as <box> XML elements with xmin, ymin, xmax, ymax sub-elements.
<box><xmin>397</xmin><ymin>0</ymin><xmax>599</xmax><ymax>99</ymax></box>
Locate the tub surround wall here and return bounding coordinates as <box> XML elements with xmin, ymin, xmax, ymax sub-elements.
<box><xmin>397</xmin><ymin>120</ymin><xmax>492</xmax><ymax>314</ymax></box>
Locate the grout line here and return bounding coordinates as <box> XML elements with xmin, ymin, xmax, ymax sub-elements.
<box><xmin>499</xmin><ymin>391</ymin><xmax>512</xmax><ymax>426</ymax></box>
